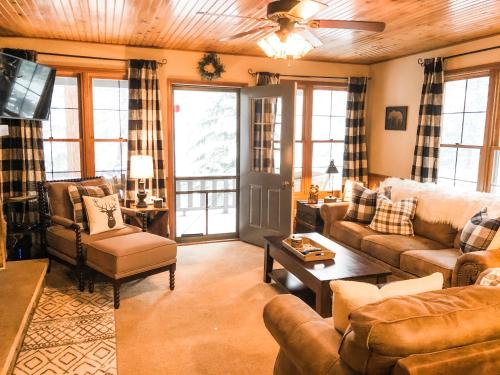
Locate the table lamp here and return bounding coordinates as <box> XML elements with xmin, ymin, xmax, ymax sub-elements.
<box><xmin>130</xmin><ymin>155</ymin><xmax>154</xmax><ymax>208</ymax></box>
<box><xmin>324</xmin><ymin>159</ymin><xmax>339</xmax><ymax>203</ymax></box>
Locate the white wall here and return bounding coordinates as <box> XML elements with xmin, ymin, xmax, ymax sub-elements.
<box><xmin>367</xmin><ymin>34</ymin><xmax>500</xmax><ymax>178</ymax></box>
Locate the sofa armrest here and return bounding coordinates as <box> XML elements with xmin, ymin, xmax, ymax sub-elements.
<box><xmin>50</xmin><ymin>215</ymin><xmax>80</xmax><ymax>231</ymax></box>
<box><xmin>452</xmin><ymin>249</ymin><xmax>500</xmax><ymax>286</ymax></box>
<box><xmin>320</xmin><ymin>202</ymin><xmax>349</xmax><ymax>237</ymax></box>
<box><xmin>263</xmin><ymin>295</ymin><xmax>341</xmax><ymax>375</ymax></box>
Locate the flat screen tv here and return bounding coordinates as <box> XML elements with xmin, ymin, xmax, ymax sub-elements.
<box><xmin>0</xmin><ymin>52</ymin><xmax>56</xmax><ymax>121</ymax></box>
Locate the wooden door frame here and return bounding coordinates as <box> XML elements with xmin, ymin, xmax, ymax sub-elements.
<box><xmin>166</xmin><ymin>79</ymin><xmax>247</xmax><ymax>240</ymax></box>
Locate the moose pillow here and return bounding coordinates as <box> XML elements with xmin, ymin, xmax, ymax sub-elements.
<box><xmin>82</xmin><ymin>194</ymin><xmax>125</xmax><ymax>235</ymax></box>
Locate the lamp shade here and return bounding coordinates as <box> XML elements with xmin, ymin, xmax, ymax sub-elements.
<box><xmin>130</xmin><ymin>155</ymin><xmax>154</xmax><ymax>179</ymax></box>
<box><xmin>326</xmin><ymin>160</ymin><xmax>339</xmax><ymax>174</ymax></box>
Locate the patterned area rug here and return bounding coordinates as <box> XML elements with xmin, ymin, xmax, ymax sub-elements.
<box><xmin>14</xmin><ymin>284</ymin><xmax>117</xmax><ymax>375</ymax></box>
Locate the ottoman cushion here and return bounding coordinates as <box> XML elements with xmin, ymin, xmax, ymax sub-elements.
<box><xmin>86</xmin><ymin>232</ymin><xmax>177</xmax><ymax>279</ymax></box>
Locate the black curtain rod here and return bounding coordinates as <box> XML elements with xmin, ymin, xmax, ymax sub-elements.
<box><xmin>248</xmin><ymin>68</ymin><xmax>349</xmax><ymax>80</ymax></box>
<box><xmin>39</xmin><ymin>51</ymin><xmax>167</xmax><ymax>65</ymax></box>
<box><xmin>417</xmin><ymin>45</ymin><xmax>500</xmax><ymax>66</ymax></box>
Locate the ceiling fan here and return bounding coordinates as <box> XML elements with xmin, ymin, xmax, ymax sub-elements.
<box><xmin>197</xmin><ymin>0</ymin><xmax>385</xmax><ymax>60</ymax></box>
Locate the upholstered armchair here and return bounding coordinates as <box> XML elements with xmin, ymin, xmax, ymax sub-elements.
<box><xmin>37</xmin><ymin>177</ymin><xmax>147</xmax><ymax>290</ymax></box>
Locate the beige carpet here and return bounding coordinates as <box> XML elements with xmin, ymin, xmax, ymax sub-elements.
<box><xmin>46</xmin><ymin>241</ymin><xmax>282</xmax><ymax>375</ymax></box>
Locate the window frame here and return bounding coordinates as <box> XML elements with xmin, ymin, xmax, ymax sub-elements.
<box><xmin>288</xmin><ymin>80</ymin><xmax>348</xmax><ymax>199</ymax></box>
<box><xmin>43</xmin><ymin>66</ymin><xmax>128</xmax><ymax>180</ymax></box>
<box><xmin>440</xmin><ymin>66</ymin><xmax>500</xmax><ymax>192</ymax></box>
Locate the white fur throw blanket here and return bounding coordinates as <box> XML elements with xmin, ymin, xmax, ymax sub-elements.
<box><xmin>380</xmin><ymin>178</ymin><xmax>500</xmax><ymax>230</ymax></box>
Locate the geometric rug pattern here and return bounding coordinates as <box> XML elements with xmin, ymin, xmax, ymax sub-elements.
<box><xmin>14</xmin><ymin>284</ymin><xmax>117</xmax><ymax>375</ymax></box>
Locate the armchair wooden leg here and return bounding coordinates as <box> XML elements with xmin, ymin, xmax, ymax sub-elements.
<box><xmin>78</xmin><ymin>269</ymin><xmax>85</xmax><ymax>292</ymax></box>
<box><xmin>113</xmin><ymin>280</ymin><xmax>121</xmax><ymax>309</ymax></box>
<box><xmin>88</xmin><ymin>269</ymin><xmax>95</xmax><ymax>293</ymax></box>
<box><xmin>169</xmin><ymin>263</ymin><xmax>176</xmax><ymax>291</ymax></box>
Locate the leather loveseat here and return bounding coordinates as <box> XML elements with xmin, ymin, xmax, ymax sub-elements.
<box><xmin>320</xmin><ymin>202</ymin><xmax>500</xmax><ymax>287</ymax></box>
<box><xmin>264</xmin><ymin>285</ymin><xmax>500</xmax><ymax>375</ymax></box>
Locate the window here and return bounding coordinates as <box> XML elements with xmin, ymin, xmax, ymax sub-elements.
<box><xmin>92</xmin><ymin>79</ymin><xmax>128</xmax><ymax>192</ymax></box>
<box><xmin>438</xmin><ymin>75</ymin><xmax>490</xmax><ymax>191</ymax></box>
<box><xmin>293</xmin><ymin>83</ymin><xmax>347</xmax><ymax>196</ymax></box>
<box><xmin>43</xmin><ymin>76</ymin><xmax>82</xmax><ymax>180</ymax></box>
<box><xmin>42</xmin><ymin>69</ymin><xmax>128</xmax><ymax>192</ymax></box>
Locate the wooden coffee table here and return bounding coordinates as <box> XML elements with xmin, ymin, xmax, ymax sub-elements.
<box><xmin>264</xmin><ymin>232</ymin><xmax>391</xmax><ymax>317</ymax></box>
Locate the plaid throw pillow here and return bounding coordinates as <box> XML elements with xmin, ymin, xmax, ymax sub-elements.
<box><xmin>460</xmin><ymin>209</ymin><xmax>500</xmax><ymax>254</ymax></box>
<box><xmin>368</xmin><ymin>196</ymin><xmax>418</xmax><ymax>236</ymax></box>
<box><xmin>68</xmin><ymin>184</ymin><xmax>112</xmax><ymax>230</ymax></box>
<box><xmin>344</xmin><ymin>184</ymin><xmax>392</xmax><ymax>223</ymax></box>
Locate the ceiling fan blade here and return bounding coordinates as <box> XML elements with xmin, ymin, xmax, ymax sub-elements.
<box><xmin>307</xmin><ymin>20</ymin><xmax>386</xmax><ymax>32</ymax></box>
<box><xmin>297</xmin><ymin>29</ymin><xmax>323</xmax><ymax>48</ymax></box>
<box><xmin>289</xmin><ymin>0</ymin><xmax>328</xmax><ymax>20</ymax></box>
<box><xmin>197</xmin><ymin>11</ymin><xmax>270</xmax><ymax>22</ymax></box>
<box><xmin>220</xmin><ymin>26</ymin><xmax>276</xmax><ymax>42</ymax></box>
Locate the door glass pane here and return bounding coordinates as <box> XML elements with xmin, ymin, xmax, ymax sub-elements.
<box><xmin>295</xmin><ymin>89</ymin><xmax>303</xmax><ymax>141</ymax></box>
<box><xmin>175</xmin><ymin>193</ymin><xmax>206</xmax><ymax>237</ymax></box>
<box><xmin>294</xmin><ymin>142</ymin><xmax>302</xmax><ymax>192</ymax></box>
<box><xmin>208</xmin><ymin>192</ymin><xmax>237</xmax><ymax>234</ymax></box>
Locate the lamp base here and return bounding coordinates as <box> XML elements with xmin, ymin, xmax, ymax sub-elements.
<box><xmin>136</xmin><ymin>179</ymin><xmax>148</xmax><ymax>208</ymax></box>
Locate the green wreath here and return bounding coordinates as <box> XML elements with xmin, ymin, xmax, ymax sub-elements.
<box><xmin>198</xmin><ymin>52</ymin><xmax>225</xmax><ymax>81</ymax></box>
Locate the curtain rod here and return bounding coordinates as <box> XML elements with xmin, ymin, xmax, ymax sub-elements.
<box><xmin>39</xmin><ymin>52</ymin><xmax>167</xmax><ymax>66</ymax></box>
<box><xmin>247</xmin><ymin>68</ymin><xmax>349</xmax><ymax>80</ymax></box>
<box><xmin>417</xmin><ymin>45</ymin><xmax>500</xmax><ymax>66</ymax></box>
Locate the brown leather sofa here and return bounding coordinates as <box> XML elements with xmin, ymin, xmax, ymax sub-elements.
<box><xmin>264</xmin><ymin>285</ymin><xmax>500</xmax><ymax>375</ymax></box>
<box><xmin>320</xmin><ymin>202</ymin><xmax>500</xmax><ymax>287</ymax></box>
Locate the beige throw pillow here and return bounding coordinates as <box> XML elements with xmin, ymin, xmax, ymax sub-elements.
<box><xmin>82</xmin><ymin>194</ymin><xmax>125</xmax><ymax>235</ymax></box>
<box><xmin>330</xmin><ymin>272</ymin><xmax>444</xmax><ymax>334</ymax></box>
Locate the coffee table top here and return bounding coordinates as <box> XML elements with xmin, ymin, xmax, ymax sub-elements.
<box><xmin>265</xmin><ymin>232</ymin><xmax>391</xmax><ymax>282</ymax></box>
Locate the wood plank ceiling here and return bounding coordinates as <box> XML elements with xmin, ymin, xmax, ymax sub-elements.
<box><xmin>1</xmin><ymin>0</ymin><xmax>500</xmax><ymax>64</ymax></box>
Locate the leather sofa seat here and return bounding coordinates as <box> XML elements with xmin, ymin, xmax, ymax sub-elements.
<box><xmin>47</xmin><ymin>224</ymin><xmax>142</xmax><ymax>261</ymax></box>
<box><xmin>86</xmin><ymin>232</ymin><xmax>177</xmax><ymax>279</ymax></box>
<box><xmin>400</xmin><ymin>249</ymin><xmax>460</xmax><ymax>288</ymax></box>
<box><xmin>360</xmin><ymin>234</ymin><xmax>446</xmax><ymax>268</ymax></box>
<box><xmin>330</xmin><ymin>221</ymin><xmax>378</xmax><ymax>249</ymax></box>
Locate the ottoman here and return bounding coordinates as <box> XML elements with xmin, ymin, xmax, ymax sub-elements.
<box><xmin>85</xmin><ymin>232</ymin><xmax>177</xmax><ymax>308</ymax></box>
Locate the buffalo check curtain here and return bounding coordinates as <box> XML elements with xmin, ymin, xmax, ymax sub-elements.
<box><xmin>0</xmin><ymin>48</ymin><xmax>46</xmax><ymax>222</ymax></box>
<box><xmin>253</xmin><ymin>72</ymin><xmax>280</xmax><ymax>173</ymax></box>
<box><xmin>343</xmin><ymin>77</ymin><xmax>369</xmax><ymax>186</ymax></box>
<box><xmin>126</xmin><ymin>60</ymin><xmax>166</xmax><ymax>202</ymax></box>
<box><xmin>411</xmin><ymin>57</ymin><xmax>444</xmax><ymax>182</ymax></box>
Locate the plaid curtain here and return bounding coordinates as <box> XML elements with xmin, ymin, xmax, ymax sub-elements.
<box><xmin>126</xmin><ymin>60</ymin><xmax>166</xmax><ymax>202</ymax></box>
<box><xmin>0</xmin><ymin>48</ymin><xmax>46</xmax><ymax>222</ymax></box>
<box><xmin>343</xmin><ymin>77</ymin><xmax>368</xmax><ymax>185</ymax></box>
<box><xmin>411</xmin><ymin>58</ymin><xmax>444</xmax><ymax>182</ymax></box>
<box><xmin>253</xmin><ymin>72</ymin><xmax>280</xmax><ymax>173</ymax></box>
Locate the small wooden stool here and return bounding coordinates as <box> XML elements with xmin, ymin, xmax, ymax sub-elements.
<box><xmin>85</xmin><ymin>232</ymin><xmax>177</xmax><ymax>308</ymax></box>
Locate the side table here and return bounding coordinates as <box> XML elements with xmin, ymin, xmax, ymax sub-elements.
<box><xmin>295</xmin><ymin>200</ymin><xmax>324</xmax><ymax>233</ymax></box>
<box><xmin>124</xmin><ymin>204</ymin><xmax>170</xmax><ymax>238</ymax></box>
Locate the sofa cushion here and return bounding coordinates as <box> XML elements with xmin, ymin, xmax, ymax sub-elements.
<box><xmin>86</xmin><ymin>232</ymin><xmax>177</xmax><ymax>278</ymax></box>
<box><xmin>400</xmin><ymin>249</ymin><xmax>460</xmax><ymax>288</ymax></box>
<box><xmin>413</xmin><ymin>216</ymin><xmax>457</xmax><ymax>248</ymax></box>
<box><xmin>361</xmin><ymin>234</ymin><xmax>445</xmax><ymax>267</ymax></box>
<box><xmin>368</xmin><ymin>196</ymin><xmax>418</xmax><ymax>236</ymax></box>
<box><xmin>45</xmin><ymin>177</ymin><xmax>107</xmax><ymax>220</ymax></box>
<box><xmin>331</xmin><ymin>221</ymin><xmax>378</xmax><ymax>250</ymax></box>
<box><xmin>46</xmin><ymin>224</ymin><xmax>142</xmax><ymax>259</ymax></box>
<box><xmin>339</xmin><ymin>286</ymin><xmax>500</xmax><ymax>374</ymax></box>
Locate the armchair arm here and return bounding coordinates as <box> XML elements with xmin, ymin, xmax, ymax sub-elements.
<box><xmin>320</xmin><ymin>202</ymin><xmax>349</xmax><ymax>237</ymax></box>
<box><xmin>452</xmin><ymin>249</ymin><xmax>500</xmax><ymax>286</ymax></box>
<box><xmin>263</xmin><ymin>295</ymin><xmax>341</xmax><ymax>375</ymax></box>
<box><xmin>50</xmin><ymin>215</ymin><xmax>80</xmax><ymax>231</ymax></box>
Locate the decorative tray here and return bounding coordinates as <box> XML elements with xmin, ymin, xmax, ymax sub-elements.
<box><xmin>282</xmin><ymin>235</ymin><xmax>335</xmax><ymax>262</ymax></box>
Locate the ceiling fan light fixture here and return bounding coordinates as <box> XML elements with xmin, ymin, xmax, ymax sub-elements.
<box><xmin>257</xmin><ymin>32</ymin><xmax>314</xmax><ymax>60</ymax></box>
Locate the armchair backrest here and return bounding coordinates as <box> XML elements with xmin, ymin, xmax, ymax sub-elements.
<box><xmin>37</xmin><ymin>177</ymin><xmax>106</xmax><ymax>220</ymax></box>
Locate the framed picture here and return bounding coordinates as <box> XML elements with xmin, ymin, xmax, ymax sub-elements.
<box><xmin>385</xmin><ymin>106</ymin><xmax>408</xmax><ymax>131</ymax></box>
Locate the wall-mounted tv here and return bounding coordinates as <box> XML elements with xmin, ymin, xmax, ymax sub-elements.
<box><xmin>0</xmin><ymin>52</ymin><xmax>56</xmax><ymax>121</ymax></box>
